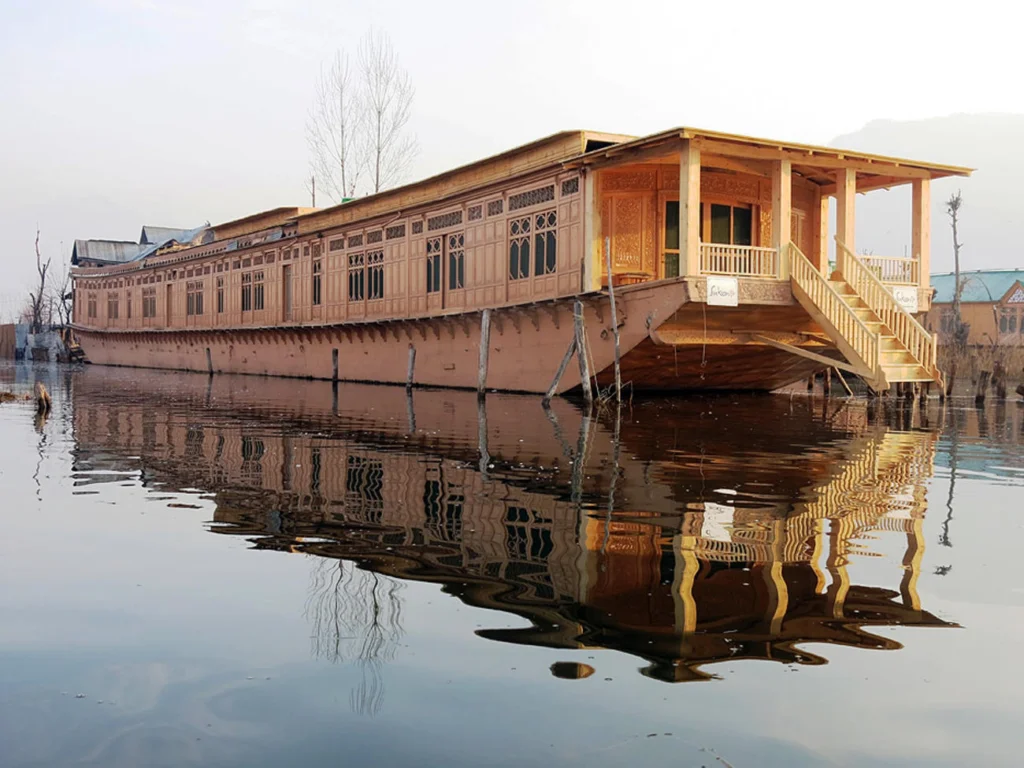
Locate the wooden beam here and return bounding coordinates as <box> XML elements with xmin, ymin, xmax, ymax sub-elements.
<box><xmin>912</xmin><ymin>178</ymin><xmax>931</xmax><ymax>298</ymax></box>
<box><xmin>819</xmin><ymin>174</ymin><xmax>910</xmax><ymax>196</ymax></box>
<box><xmin>751</xmin><ymin>334</ymin><xmax>863</xmax><ymax>375</ymax></box>
<box><xmin>701</xmin><ymin>154</ymin><xmax>771</xmax><ymax>178</ymax></box>
<box><xmin>679</xmin><ymin>140</ymin><xmax>701</xmax><ymax>277</ymax></box>
<box><xmin>694</xmin><ymin>138</ymin><xmax>932</xmax><ymax>179</ymax></box>
<box><xmin>816</xmin><ymin>186</ymin><xmax>829</xmax><ymax>275</ymax></box>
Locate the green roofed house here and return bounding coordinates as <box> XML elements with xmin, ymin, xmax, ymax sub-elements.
<box><xmin>925</xmin><ymin>270</ymin><xmax>1024</xmax><ymax>346</ymax></box>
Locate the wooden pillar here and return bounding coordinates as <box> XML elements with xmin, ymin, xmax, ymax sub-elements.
<box><xmin>772</xmin><ymin>158</ymin><xmax>792</xmax><ymax>279</ymax></box>
<box><xmin>835</xmin><ymin>168</ymin><xmax>857</xmax><ymax>268</ymax></box>
<box><xmin>679</xmin><ymin>140</ymin><xmax>701</xmax><ymax>277</ymax></box>
<box><xmin>582</xmin><ymin>170</ymin><xmax>601</xmax><ymax>292</ymax></box>
<box><xmin>763</xmin><ymin>519</ymin><xmax>789</xmax><ymax>635</ymax></box>
<box><xmin>817</xmin><ymin>192</ymin><xmax>830</xmax><ymax>275</ymax></box>
<box><xmin>899</xmin><ymin>518</ymin><xmax>924</xmax><ymax>611</ymax></box>
<box><xmin>672</xmin><ymin>534</ymin><xmax>698</xmax><ymax>635</ymax></box>
<box><xmin>912</xmin><ymin>178</ymin><xmax>931</xmax><ymax>299</ymax></box>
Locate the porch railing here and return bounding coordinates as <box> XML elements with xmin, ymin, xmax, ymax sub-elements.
<box><xmin>700</xmin><ymin>243</ymin><xmax>779</xmax><ymax>278</ymax></box>
<box><xmin>836</xmin><ymin>239</ymin><xmax>937</xmax><ymax>376</ymax></box>
<box><xmin>859</xmin><ymin>255</ymin><xmax>919</xmax><ymax>285</ymax></box>
<box><xmin>790</xmin><ymin>243</ymin><xmax>880</xmax><ymax>383</ymax></box>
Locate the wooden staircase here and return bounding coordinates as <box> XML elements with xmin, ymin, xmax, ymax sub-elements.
<box><xmin>789</xmin><ymin>242</ymin><xmax>941</xmax><ymax>392</ymax></box>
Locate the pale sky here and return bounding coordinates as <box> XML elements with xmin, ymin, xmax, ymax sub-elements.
<box><xmin>1</xmin><ymin>0</ymin><xmax>1020</xmax><ymax>319</ymax></box>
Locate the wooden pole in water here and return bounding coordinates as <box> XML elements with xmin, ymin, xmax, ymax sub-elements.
<box><xmin>605</xmin><ymin>241</ymin><xmax>622</xmax><ymax>402</ymax></box>
<box><xmin>823</xmin><ymin>367</ymin><xmax>832</xmax><ymax>397</ymax></box>
<box><xmin>543</xmin><ymin>337</ymin><xmax>577</xmax><ymax>405</ymax></box>
<box><xmin>573</xmin><ymin>300</ymin><xmax>593</xmax><ymax>405</ymax></box>
<box><xmin>833</xmin><ymin>367</ymin><xmax>854</xmax><ymax>397</ymax></box>
<box><xmin>975</xmin><ymin>370</ymin><xmax>991</xmax><ymax>405</ymax></box>
<box><xmin>406</xmin><ymin>344</ymin><xmax>416</xmax><ymax>390</ymax></box>
<box><xmin>477</xmin><ymin>309</ymin><xmax>491</xmax><ymax>397</ymax></box>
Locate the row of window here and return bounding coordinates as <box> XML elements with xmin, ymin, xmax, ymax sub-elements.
<box><xmin>83</xmin><ymin>209</ymin><xmax>563</xmax><ymax>321</ymax></box>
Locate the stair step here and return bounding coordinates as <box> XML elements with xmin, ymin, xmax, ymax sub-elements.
<box><xmin>881</xmin><ymin>349</ymin><xmax>919</xmax><ymax>364</ymax></box>
<box><xmin>882</xmin><ymin>363</ymin><xmax>932</xmax><ymax>381</ymax></box>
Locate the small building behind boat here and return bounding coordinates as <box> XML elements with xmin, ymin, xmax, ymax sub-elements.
<box><xmin>69</xmin><ymin>126</ymin><xmax>971</xmax><ymax>394</ymax></box>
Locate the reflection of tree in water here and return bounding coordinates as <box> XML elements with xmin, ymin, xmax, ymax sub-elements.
<box><xmin>304</xmin><ymin>557</ymin><xmax>404</xmax><ymax>716</ymax></box>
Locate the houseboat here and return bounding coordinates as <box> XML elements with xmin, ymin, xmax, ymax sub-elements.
<box><xmin>69</xmin><ymin>127</ymin><xmax>971</xmax><ymax>394</ymax></box>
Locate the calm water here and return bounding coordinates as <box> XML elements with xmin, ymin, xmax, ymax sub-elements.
<box><xmin>2</xmin><ymin>363</ymin><xmax>1023</xmax><ymax>767</ymax></box>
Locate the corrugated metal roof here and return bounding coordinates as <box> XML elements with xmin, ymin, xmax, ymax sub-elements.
<box><xmin>71</xmin><ymin>239</ymin><xmax>143</xmax><ymax>265</ymax></box>
<box><xmin>132</xmin><ymin>224</ymin><xmax>209</xmax><ymax>261</ymax></box>
<box><xmin>932</xmin><ymin>270</ymin><xmax>1024</xmax><ymax>304</ymax></box>
<box><xmin>139</xmin><ymin>226</ymin><xmax>193</xmax><ymax>245</ymax></box>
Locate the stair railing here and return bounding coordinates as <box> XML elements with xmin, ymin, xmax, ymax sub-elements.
<box><xmin>835</xmin><ymin>238</ymin><xmax>938</xmax><ymax>376</ymax></box>
<box><xmin>789</xmin><ymin>243</ymin><xmax>880</xmax><ymax>381</ymax></box>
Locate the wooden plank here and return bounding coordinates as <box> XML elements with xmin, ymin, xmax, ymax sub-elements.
<box><xmin>543</xmin><ymin>337</ymin><xmax>577</xmax><ymax>403</ymax></box>
<box><xmin>751</xmin><ymin>334</ymin><xmax>862</xmax><ymax>375</ymax></box>
<box><xmin>695</xmin><ymin>139</ymin><xmax>933</xmax><ymax>179</ymax></box>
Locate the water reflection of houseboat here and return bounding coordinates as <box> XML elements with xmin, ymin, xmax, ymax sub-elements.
<box><xmin>70</xmin><ymin>370</ymin><xmax>956</xmax><ymax>681</ymax></box>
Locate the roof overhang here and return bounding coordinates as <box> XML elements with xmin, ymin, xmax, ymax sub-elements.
<box><xmin>563</xmin><ymin>127</ymin><xmax>973</xmax><ymax>192</ymax></box>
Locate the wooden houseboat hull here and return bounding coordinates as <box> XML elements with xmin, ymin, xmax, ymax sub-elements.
<box><xmin>73</xmin><ymin>277</ymin><xmax>838</xmax><ymax>393</ymax></box>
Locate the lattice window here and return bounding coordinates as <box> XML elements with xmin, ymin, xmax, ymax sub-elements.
<box><xmin>468</xmin><ymin>205</ymin><xmax>483</xmax><ymax>221</ymax></box>
<box><xmin>242</xmin><ymin>258</ymin><xmax>251</xmax><ymax>268</ymax></box>
<box><xmin>216</xmin><ymin>276</ymin><xmax>224</xmax><ymax>313</ymax></box>
<box><xmin>367</xmin><ymin>230</ymin><xmax>383</xmax><ymax>244</ymax></box>
<box><xmin>348</xmin><ymin>253</ymin><xmax>365</xmax><ymax>301</ymax></box>
<box><xmin>428</xmin><ymin>211</ymin><xmax>463</xmax><ymax>231</ymax></box>
<box><xmin>447</xmin><ymin>232</ymin><xmax>465</xmax><ymax>290</ymax></box>
<box><xmin>312</xmin><ymin>259</ymin><xmax>322</xmax><ymax>306</ymax></box>
<box><xmin>329</xmin><ymin>238</ymin><xmax>346</xmax><ymax>252</ymax></box>
<box><xmin>253</xmin><ymin>271</ymin><xmax>264</xmax><ymax>310</ymax></box>
<box><xmin>509</xmin><ymin>184</ymin><xmax>555</xmax><ymax>211</ymax></box>
<box><xmin>107</xmin><ymin>292</ymin><xmax>119</xmax><ymax>320</ymax></box>
<box><xmin>561</xmin><ymin>177</ymin><xmax>579</xmax><ymax>196</ymax></box>
<box><xmin>426</xmin><ymin>237</ymin><xmax>441</xmax><ymax>294</ymax></box>
<box><xmin>142</xmin><ymin>288</ymin><xmax>156</xmax><ymax>318</ymax></box>
<box><xmin>254</xmin><ymin>255</ymin><xmax>264</xmax><ymax>266</ymax></box>
<box><xmin>412</xmin><ymin>220</ymin><xmax>424</xmax><ymax>234</ymax></box>
<box><xmin>348</xmin><ymin>234</ymin><xmax>363</xmax><ymax>247</ymax></box>
<box><xmin>186</xmin><ymin>281</ymin><xmax>204</xmax><ymax>316</ymax></box>
<box><xmin>366</xmin><ymin>250</ymin><xmax>385</xmax><ymax>300</ymax></box>
<box><xmin>509</xmin><ymin>216</ymin><xmax>532</xmax><ymax>280</ymax></box>
<box><xmin>386</xmin><ymin>224</ymin><xmax>406</xmax><ymax>240</ymax></box>
<box><xmin>241</xmin><ymin>272</ymin><xmax>252</xmax><ymax>311</ymax></box>
<box><xmin>487</xmin><ymin>199</ymin><xmax>503</xmax><ymax>216</ymax></box>
<box><xmin>533</xmin><ymin>209</ymin><xmax>557</xmax><ymax>276</ymax></box>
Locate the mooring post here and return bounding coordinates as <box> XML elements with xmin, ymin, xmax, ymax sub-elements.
<box><xmin>806</xmin><ymin>375</ymin><xmax>814</xmax><ymax>393</ymax></box>
<box><xmin>605</xmin><ymin>241</ymin><xmax>622</xmax><ymax>402</ymax></box>
<box><xmin>975</xmin><ymin>370</ymin><xmax>991</xmax><ymax>406</ymax></box>
<box><xmin>573</xmin><ymin>300</ymin><xmax>593</xmax><ymax>405</ymax></box>
<box><xmin>477</xmin><ymin>395</ymin><xmax>490</xmax><ymax>480</ymax></box>
<box><xmin>823</xmin><ymin>367</ymin><xmax>832</xmax><ymax>397</ymax></box>
<box><xmin>543</xmin><ymin>338</ymin><xmax>577</xmax><ymax>405</ymax></box>
<box><xmin>406</xmin><ymin>344</ymin><xmax>416</xmax><ymax>390</ymax></box>
<box><xmin>478</xmin><ymin>309</ymin><xmax>491</xmax><ymax>397</ymax></box>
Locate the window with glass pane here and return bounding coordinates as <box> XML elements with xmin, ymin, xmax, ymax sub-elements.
<box><xmin>733</xmin><ymin>207</ymin><xmax>752</xmax><ymax>245</ymax></box>
<box><xmin>710</xmin><ymin>204</ymin><xmax>731</xmax><ymax>244</ymax></box>
<box><xmin>663</xmin><ymin>200</ymin><xmax>680</xmax><ymax>278</ymax></box>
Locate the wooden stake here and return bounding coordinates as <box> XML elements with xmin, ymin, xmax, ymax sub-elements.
<box><xmin>543</xmin><ymin>337</ymin><xmax>577</xmax><ymax>404</ymax></box>
<box><xmin>574</xmin><ymin>300</ymin><xmax>593</xmax><ymax>404</ymax></box>
<box><xmin>477</xmin><ymin>309</ymin><xmax>491</xmax><ymax>397</ymax></box>
<box><xmin>975</xmin><ymin>370</ymin><xmax>991</xmax><ymax>405</ymax></box>
<box><xmin>833</xmin><ymin>367</ymin><xmax>854</xmax><ymax>396</ymax></box>
<box><xmin>605</xmin><ymin>241</ymin><xmax>622</xmax><ymax>402</ymax></box>
<box><xmin>406</xmin><ymin>344</ymin><xmax>416</xmax><ymax>389</ymax></box>
<box><xmin>823</xmin><ymin>367</ymin><xmax>832</xmax><ymax>397</ymax></box>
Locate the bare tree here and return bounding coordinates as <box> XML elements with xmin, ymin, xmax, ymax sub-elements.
<box><xmin>28</xmin><ymin>228</ymin><xmax>51</xmax><ymax>333</ymax></box>
<box><xmin>945</xmin><ymin>191</ymin><xmax>969</xmax><ymax>348</ymax></box>
<box><xmin>306</xmin><ymin>51</ymin><xmax>362</xmax><ymax>204</ymax></box>
<box><xmin>306</xmin><ymin>30</ymin><xmax>418</xmax><ymax>203</ymax></box>
<box><xmin>52</xmin><ymin>257</ymin><xmax>73</xmax><ymax>328</ymax></box>
<box><xmin>358</xmin><ymin>29</ymin><xmax>418</xmax><ymax>194</ymax></box>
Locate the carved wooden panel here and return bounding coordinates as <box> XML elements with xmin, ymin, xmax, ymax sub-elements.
<box><xmin>613</xmin><ymin>197</ymin><xmax>643</xmax><ymax>269</ymax></box>
<box><xmin>602</xmin><ymin>169</ymin><xmax>658</xmax><ymax>192</ymax></box>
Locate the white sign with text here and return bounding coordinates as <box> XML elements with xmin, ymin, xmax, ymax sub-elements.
<box><xmin>706</xmin><ymin>276</ymin><xmax>739</xmax><ymax>307</ymax></box>
<box><xmin>891</xmin><ymin>286</ymin><xmax>919</xmax><ymax>314</ymax></box>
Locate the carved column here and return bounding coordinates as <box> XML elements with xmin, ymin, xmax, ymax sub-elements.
<box><xmin>771</xmin><ymin>158</ymin><xmax>792</xmax><ymax>279</ymax></box>
<box><xmin>679</xmin><ymin>140</ymin><xmax>701</xmax><ymax>277</ymax></box>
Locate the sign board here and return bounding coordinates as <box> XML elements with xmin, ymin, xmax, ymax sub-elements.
<box><xmin>891</xmin><ymin>286</ymin><xmax>919</xmax><ymax>314</ymax></box>
<box><xmin>706</xmin><ymin>276</ymin><xmax>739</xmax><ymax>307</ymax></box>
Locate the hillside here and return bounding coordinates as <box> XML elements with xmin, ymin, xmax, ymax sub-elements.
<box><xmin>829</xmin><ymin>113</ymin><xmax>1021</xmax><ymax>272</ymax></box>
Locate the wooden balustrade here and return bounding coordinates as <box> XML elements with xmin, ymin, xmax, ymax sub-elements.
<box><xmin>700</xmin><ymin>243</ymin><xmax>779</xmax><ymax>278</ymax></box>
<box><xmin>790</xmin><ymin>243</ymin><xmax>880</xmax><ymax>380</ymax></box>
<box><xmin>859</xmin><ymin>255</ymin><xmax>919</xmax><ymax>285</ymax></box>
<box><xmin>835</xmin><ymin>239</ymin><xmax>938</xmax><ymax>375</ymax></box>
